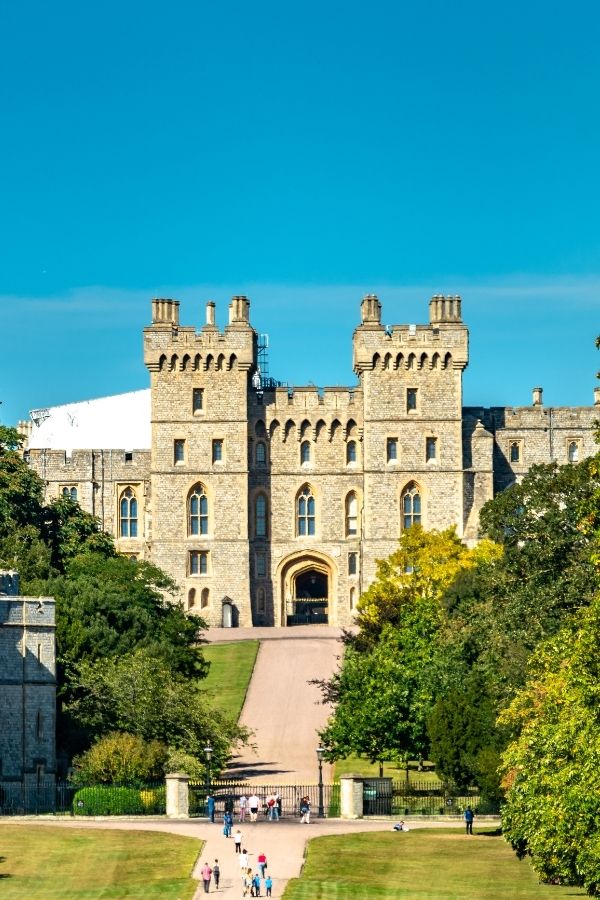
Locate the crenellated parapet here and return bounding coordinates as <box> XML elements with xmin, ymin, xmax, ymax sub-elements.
<box><xmin>353</xmin><ymin>294</ymin><xmax>468</xmax><ymax>376</ymax></box>
<box><xmin>144</xmin><ymin>297</ymin><xmax>256</xmax><ymax>373</ymax></box>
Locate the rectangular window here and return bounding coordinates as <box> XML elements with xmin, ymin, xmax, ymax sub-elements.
<box><xmin>509</xmin><ymin>441</ymin><xmax>521</xmax><ymax>464</ymax></box>
<box><xmin>212</xmin><ymin>439</ymin><xmax>223</xmax><ymax>463</ymax></box>
<box><xmin>192</xmin><ymin>388</ymin><xmax>204</xmax><ymax>413</ymax></box>
<box><xmin>124</xmin><ymin>451</ymin><xmax>133</xmax><ymax>463</ymax></box>
<box><xmin>348</xmin><ymin>552</ymin><xmax>358</xmax><ymax>576</ymax></box>
<box><xmin>407</xmin><ymin>388</ymin><xmax>418</xmax><ymax>412</ymax></box>
<box><xmin>174</xmin><ymin>439</ymin><xmax>185</xmax><ymax>464</ymax></box>
<box><xmin>426</xmin><ymin>436</ymin><xmax>437</xmax><ymax>461</ymax></box>
<box><xmin>189</xmin><ymin>550</ymin><xmax>209</xmax><ymax>575</ymax></box>
<box><xmin>386</xmin><ymin>438</ymin><xmax>398</xmax><ymax>462</ymax></box>
<box><xmin>256</xmin><ymin>551</ymin><xmax>267</xmax><ymax>578</ymax></box>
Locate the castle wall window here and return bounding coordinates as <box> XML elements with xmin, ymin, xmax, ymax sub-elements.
<box><xmin>297</xmin><ymin>485</ymin><xmax>316</xmax><ymax>536</ymax></box>
<box><xmin>212</xmin><ymin>439</ymin><xmax>223</xmax><ymax>463</ymax></box>
<box><xmin>189</xmin><ymin>550</ymin><xmax>209</xmax><ymax>575</ymax></box>
<box><xmin>124</xmin><ymin>451</ymin><xmax>133</xmax><ymax>463</ymax></box>
<box><xmin>188</xmin><ymin>484</ymin><xmax>209</xmax><ymax>535</ymax></box>
<box><xmin>426</xmin><ymin>436</ymin><xmax>437</xmax><ymax>462</ymax></box>
<box><xmin>407</xmin><ymin>388</ymin><xmax>418</xmax><ymax>412</ymax></box>
<box><xmin>568</xmin><ymin>440</ymin><xmax>580</xmax><ymax>463</ymax></box>
<box><xmin>348</xmin><ymin>551</ymin><xmax>358</xmax><ymax>576</ymax></box>
<box><xmin>256</xmin><ymin>441</ymin><xmax>267</xmax><ymax>466</ymax></box>
<box><xmin>255</xmin><ymin>493</ymin><xmax>268</xmax><ymax>538</ymax></box>
<box><xmin>61</xmin><ymin>486</ymin><xmax>78</xmax><ymax>501</ymax></box>
<box><xmin>346</xmin><ymin>440</ymin><xmax>357</xmax><ymax>464</ymax></box>
<box><xmin>201</xmin><ymin>588</ymin><xmax>210</xmax><ymax>609</ymax></box>
<box><xmin>174</xmin><ymin>439</ymin><xmax>186</xmax><ymax>464</ymax></box>
<box><xmin>192</xmin><ymin>388</ymin><xmax>204</xmax><ymax>413</ymax></box>
<box><xmin>387</xmin><ymin>438</ymin><xmax>398</xmax><ymax>462</ymax></box>
<box><xmin>301</xmin><ymin>440</ymin><xmax>311</xmax><ymax>464</ymax></box>
<box><xmin>350</xmin><ymin>587</ymin><xmax>357</xmax><ymax>610</ymax></box>
<box><xmin>345</xmin><ymin>491</ymin><xmax>358</xmax><ymax>536</ymax></box>
<box><xmin>119</xmin><ymin>487</ymin><xmax>138</xmax><ymax>537</ymax></box>
<box><xmin>256</xmin><ymin>550</ymin><xmax>267</xmax><ymax>578</ymax></box>
<box><xmin>187</xmin><ymin>588</ymin><xmax>196</xmax><ymax>609</ymax></box>
<box><xmin>257</xmin><ymin>587</ymin><xmax>266</xmax><ymax>613</ymax></box>
<box><xmin>509</xmin><ymin>441</ymin><xmax>522</xmax><ymax>464</ymax></box>
<box><xmin>401</xmin><ymin>483</ymin><xmax>421</xmax><ymax>529</ymax></box>
<box><xmin>36</xmin><ymin>710</ymin><xmax>43</xmax><ymax>740</ymax></box>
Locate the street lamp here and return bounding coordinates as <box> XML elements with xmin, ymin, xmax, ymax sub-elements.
<box><xmin>316</xmin><ymin>746</ymin><xmax>325</xmax><ymax>818</ymax></box>
<box><xmin>204</xmin><ymin>744</ymin><xmax>213</xmax><ymax>793</ymax></box>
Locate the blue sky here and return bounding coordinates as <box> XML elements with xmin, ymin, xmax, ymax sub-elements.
<box><xmin>1</xmin><ymin>0</ymin><xmax>599</xmax><ymax>424</ymax></box>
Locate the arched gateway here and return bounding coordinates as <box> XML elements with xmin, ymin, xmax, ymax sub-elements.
<box><xmin>278</xmin><ymin>551</ymin><xmax>336</xmax><ymax>626</ymax></box>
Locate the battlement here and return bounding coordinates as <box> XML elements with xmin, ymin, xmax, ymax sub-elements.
<box><xmin>251</xmin><ymin>384</ymin><xmax>362</xmax><ymax>417</ymax></box>
<box><xmin>145</xmin><ymin>298</ymin><xmax>256</xmax><ymax>373</ymax></box>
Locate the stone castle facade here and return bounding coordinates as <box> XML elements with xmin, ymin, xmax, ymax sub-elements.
<box><xmin>23</xmin><ymin>295</ymin><xmax>599</xmax><ymax>628</ymax></box>
<box><xmin>0</xmin><ymin>571</ymin><xmax>56</xmax><ymax>798</ymax></box>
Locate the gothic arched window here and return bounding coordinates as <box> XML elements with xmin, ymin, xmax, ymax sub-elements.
<box><xmin>346</xmin><ymin>440</ymin><xmax>357</xmax><ymax>464</ymax></box>
<box><xmin>301</xmin><ymin>440</ymin><xmax>311</xmax><ymax>464</ymax></box>
<box><xmin>297</xmin><ymin>485</ymin><xmax>316</xmax><ymax>536</ymax></box>
<box><xmin>568</xmin><ymin>440</ymin><xmax>579</xmax><ymax>463</ymax></box>
<box><xmin>119</xmin><ymin>487</ymin><xmax>138</xmax><ymax>537</ymax></box>
<box><xmin>345</xmin><ymin>491</ymin><xmax>358</xmax><ymax>537</ymax></box>
<box><xmin>188</xmin><ymin>484</ymin><xmax>209</xmax><ymax>536</ymax></box>
<box><xmin>401</xmin><ymin>483</ymin><xmax>421</xmax><ymax>530</ymax></box>
<box><xmin>255</xmin><ymin>493</ymin><xmax>268</xmax><ymax>538</ymax></box>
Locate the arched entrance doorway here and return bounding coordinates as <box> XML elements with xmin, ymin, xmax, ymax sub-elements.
<box><xmin>278</xmin><ymin>551</ymin><xmax>335</xmax><ymax>626</ymax></box>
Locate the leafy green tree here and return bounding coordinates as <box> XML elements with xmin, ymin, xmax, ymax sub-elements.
<box><xmin>71</xmin><ymin>732</ymin><xmax>168</xmax><ymax>785</ymax></box>
<box><xmin>69</xmin><ymin>648</ymin><xmax>248</xmax><ymax>770</ymax></box>
<box><xmin>40</xmin><ymin>496</ymin><xmax>115</xmax><ymax>571</ymax></box>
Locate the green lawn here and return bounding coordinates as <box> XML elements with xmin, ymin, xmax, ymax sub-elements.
<box><xmin>201</xmin><ymin>640</ymin><xmax>259</xmax><ymax>720</ymax></box>
<box><xmin>0</xmin><ymin>825</ymin><xmax>201</xmax><ymax>898</ymax></box>
<box><xmin>282</xmin><ymin>830</ymin><xmax>584</xmax><ymax>898</ymax></box>
<box><xmin>334</xmin><ymin>756</ymin><xmax>442</xmax><ymax>786</ymax></box>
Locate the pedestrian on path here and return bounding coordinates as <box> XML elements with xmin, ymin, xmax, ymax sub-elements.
<box><xmin>251</xmin><ymin>872</ymin><xmax>261</xmax><ymax>896</ymax></box>
<box><xmin>265</xmin><ymin>874</ymin><xmax>273</xmax><ymax>896</ymax></box>
<box><xmin>275</xmin><ymin>791</ymin><xmax>282</xmax><ymax>819</ymax></box>
<box><xmin>223</xmin><ymin>810</ymin><xmax>233</xmax><ymax>837</ymax></box>
<box><xmin>242</xmin><ymin>869</ymin><xmax>253</xmax><ymax>897</ymax></box>
<box><xmin>266</xmin><ymin>793</ymin><xmax>279</xmax><ymax>821</ymax></box>
<box><xmin>234</xmin><ymin>829</ymin><xmax>243</xmax><ymax>853</ymax></box>
<box><xmin>200</xmin><ymin>862</ymin><xmax>212</xmax><ymax>893</ymax></box>
<box><xmin>300</xmin><ymin>795</ymin><xmax>311</xmax><ymax>823</ymax></box>
<box><xmin>249</xmin><ymin>792</ymin><xmax>260</xmax><ymax>822</ymax></box>
<box><xmin>239</xmin><ymin>849</ymin><xmax>249</xmax><ymax>870</ymax></box>
<box><xmin>238</xmin><ymin>794</ymin><xmax>248</xmax><ymax>822</ymax></box>
<box><xmin>207</xmin><ymin>794</ymin><xmax>216</xmax><ymax>823</ymax></box>
<box><xmin>257</xmin><ymin>851</ymin><xmax>267</xmax><ymax>878</ymax></box>
<box><xmin>464</xmin><ymin>806</ymin><xmax>474</xmax><ymax>835</ymax></box>
<box><xmin>213</xmin><ymin>859</ymin><xmax>220</xmax><ymax>889</ymax></box>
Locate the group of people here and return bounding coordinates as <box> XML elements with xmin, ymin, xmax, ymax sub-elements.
<box><xmin>238</xmin><ymin>792</ymin><xmax>282</xmax><ymax>822</ymax></box>
<box><xmin>236</xmin><ymin>838</ymin><xmax>273</xmax><ymax>896</ymax></box>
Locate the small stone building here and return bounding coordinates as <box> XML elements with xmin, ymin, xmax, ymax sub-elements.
<box><xmin>0</xmin><ymin>571</ymin><xmax>56</xmax><ymax>803</ymax></box>
<box><xmin>20</xmin><ymin>295</ymin><xmax>599</xmax><ymax>630</ymax></box>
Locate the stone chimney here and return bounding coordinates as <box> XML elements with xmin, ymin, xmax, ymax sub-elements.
<box><xmin>0</xmin><ymin>570</ymin><xmax>20</xmax><ymax>596</ymax></box>
<box><xmin>151</xmin><ymin>299</ymin><xmax>180</xmax><ymax>326</ymax></box>
<box><xmin>532</xmin><ymin>387</ymin><xmax>543</xmax><ymax>406</ymax></box>
<box><xmin>228</xmin><ymin>295</ymin><xmax>250</xmax><ymax>326</ymax></box>
<box><xmin>205</xmin><ymin>301</ymin><xmax>216</xmax><ymax>327</ymax></box>
<box><xmin>360</xmin><ymin>294</ymin><xmax>382</xmax><ymax>327</ymax></box>
<box><xmin>429</xmin><ymin>295</ymin><xmax>462</xmax><ymax>324</ymax></box>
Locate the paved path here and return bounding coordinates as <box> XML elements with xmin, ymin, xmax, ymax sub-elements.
<box><xmin>8</xmin><ymin>816</ymin><xmax>497</xmax><ymax>899</ymax></box>
<box><xmin>215</xmin><ymin>628</ymin><xmax>342</xmax><ymax>783</ymax></box>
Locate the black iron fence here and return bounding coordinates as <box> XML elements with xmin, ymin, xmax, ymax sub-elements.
<box><xmin>0</xmin><ymin>779</ymin><xmax>166</xmax><ymax>817</ymax></box>
<box><xmin>189</xmin><ymin>780</ymin><xmax>341</xmax><ymax>818</ymax></box>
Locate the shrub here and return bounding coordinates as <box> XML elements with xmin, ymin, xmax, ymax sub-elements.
<box><xmin>71</xmin><ymin>732</ymin><xmax>168</xmax><ymax>785</ymax></box>
<box><xmin>72</xmin><ymin>786</ymin><xmax>145</xmax><ymax>816</ymax></box>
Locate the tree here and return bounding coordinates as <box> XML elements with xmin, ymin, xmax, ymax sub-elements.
<box><xmin>69</xmin><ymin>648</ymin><xmax>248</xmax><ymax>770</ymax></box>
<box><xmin>71</xmin><ymin>732</ymin><xmax>168</xmax><ymax>785</ymax></box>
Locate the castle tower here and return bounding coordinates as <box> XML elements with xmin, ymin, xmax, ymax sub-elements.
<box><xmin>144</xmin><ymin>297</ymin><xmax>257</xmax><ymax>625</ymax></box>
<box><xmin>353</xmin><ymin>294</ymin><xmax>469</xmax><ymax>584</ymax></box>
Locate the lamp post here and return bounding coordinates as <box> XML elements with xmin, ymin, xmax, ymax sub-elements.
<box><xmin>204</xmin><ymin>744</ymin><xmax>213</xmax><ymax>797</ymax></box>
<box><xmin>316</xmin><ymin>746</ymin><xmax>325</xmax><ymax>818</ymax></box>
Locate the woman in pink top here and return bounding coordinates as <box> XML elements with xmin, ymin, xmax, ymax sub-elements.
<box><xmin>200</xmin><ymin>861</ymin><xmax>212</xmax><ymax>893</ymax></box>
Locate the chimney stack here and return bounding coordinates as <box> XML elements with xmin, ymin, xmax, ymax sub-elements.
<box><xmin>360</xmin><ymin>294</ymin><xmax>382</xmax><ymax>326</ymax></box>
<box><xmin>429</xmin><ymin>295</ymin><xmax>462</xmax><ymax>324</ymax></box>
<box><xmin>206</xmin><ymin>301</ymin><xmax>216</xmax><ymax>327</ymax></box>
<box><xmin>532</xmin><ymin>387</ymin><xmax>543</xmax><ymax>406</ymax></box>
<box><xmin>151</xmin><ymin>299</ymin><xmax>180</xmax><ymax>326</ymax></box>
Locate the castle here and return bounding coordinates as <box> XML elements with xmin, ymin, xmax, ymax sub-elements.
<box><xmin>22</xmin><ymin>295</ymin><xmax>599</xmax><ymax>628</ymax></box>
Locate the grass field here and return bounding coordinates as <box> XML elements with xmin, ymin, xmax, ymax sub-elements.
<box><xmin>0</xmin><ymin>825</ymin><xmax>201</xmax><ymax>898</ymax></box>
<box><xmin>201</xmin><ymin>639</ymin><xmax>259</xmax><ymax>721</ymax></box>
<box><xmin>334</xmin><ymin>756</ymin><xmax>442</xmax><ymax>786</ymax></box>
<box><xmin>282</xmin><ymin>829</ymin><xmax>584</xmax><ymax>898</ymax></box>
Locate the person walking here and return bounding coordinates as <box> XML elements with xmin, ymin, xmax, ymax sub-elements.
<box><xmin>234</xmin><ymin>829</ymin><xmax>243</xmax><ymax>853</ymax></box>
<box><xmin>238</xmin><ymin>793</ymin><xmax>248</xmax><ymax>822</ymax></box>
<box><xmin>264</xmin><ymin>874</ymin><xmax>273</xmax><ymax>897</ymax></box>
<box><xmin>257</xmin><ymin>851</ymin><xmax>267</xmax><ymax>878</ymax></box>
<box><xmin>213</xmin><ymin>859</ymin><xmax>220</xmax><ymax>890</ymax></box>
<box><xmin>464</xmin><ymin>806</ymin><xmax>474</xmax><ymax>835</ymax></box>
<box><xmin>207</xmin><ymin>794</ymin><xmax>216</xmax><ymax>823</ymax></box>
<box><xmin>252</xmin><ymin>872</ymin><xmax>261</xmax><ymax>897</ymax></box>
<box><xmin>242</xmin><ymin>868</ymin><xmax>253</xmax><ymax>897</ymax></box>
<box><xmin>300</xmin><ymin>795</ymin><xmax>311</xmax><ymax>823</ymax></box>
<box><xmin>266</xmin><ymin>793</ymin><xmax>279</xmax><ymax>821</ymax></box>
<box><xmin>239</xmin><ymin>849</ymin><xmax>249</xmax><ymax>871</ymax></box>
<box><xmin>200</xmin><ymin>861</ymin><xmax>212</xmax><ymax>893</ymax></box>
<box><xmin>223</xmin><ymin>809</ymin><xmax>233</xmax><ymax>837</ymax></box>
<box><xmin>248</xmin><ymin>792</ymin><xmax>260</xmax><ymax>822</ymax></box>
<box><xmin>275</xmin><ymin>791</ymin><xmax>282</xmax><ymax>820</ymax></box>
